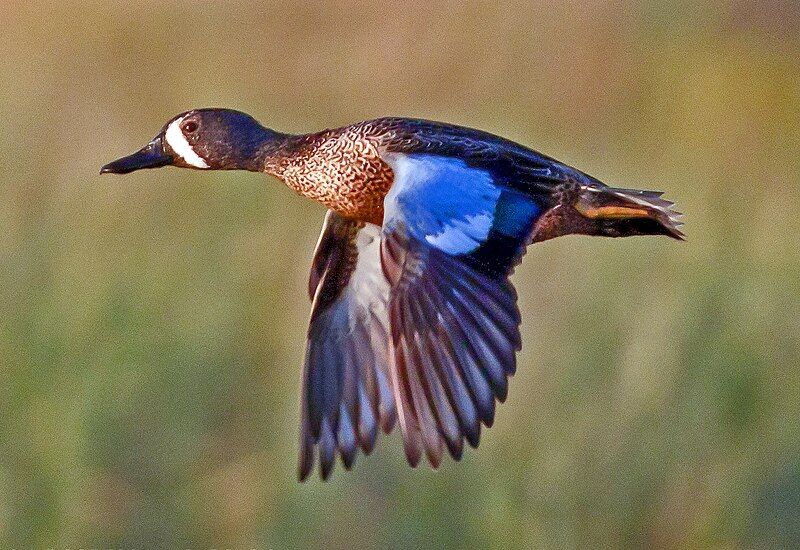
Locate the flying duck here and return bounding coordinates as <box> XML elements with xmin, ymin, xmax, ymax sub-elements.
<box><xmin>101</xmin><ymin>109</ymin><xmax>683</xmax><ymax>481</ymax></box>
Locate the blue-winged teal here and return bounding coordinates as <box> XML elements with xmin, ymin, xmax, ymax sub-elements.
<box><xmin>102</xmin><ymin>109</ymin><xmax>683</xmax><ymax>481</ymax></box>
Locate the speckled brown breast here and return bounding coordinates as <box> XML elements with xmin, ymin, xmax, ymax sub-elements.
<box><xmin>271</xmin><ymin>121</ymin><xmax>395</xmax><ymax>225</ymax></box>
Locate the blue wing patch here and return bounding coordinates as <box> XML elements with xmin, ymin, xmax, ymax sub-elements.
<box><xmin>383</xmin><ymin>153</ymin><xmax>542</xmax><ymax>276</ymax></box>
<box><xmin>384</xmin><ymin>154</ymin><xmax>502</xmax><ymax>255</ymax></box>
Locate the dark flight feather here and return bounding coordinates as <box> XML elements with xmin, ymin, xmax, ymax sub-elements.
<box><xmin>299</xmin><ymin>211</ymin><xmax>395</xmax><ymax>481</ymax></box>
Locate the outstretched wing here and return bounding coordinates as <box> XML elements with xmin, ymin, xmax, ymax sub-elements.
<box><xmin>299</xmin><ymin>210</ymin><xmax>396</xmax><ymax>481</ymax></box>
<box><xmin>379</xmin><ymin>152</ymin><xmax>544</xmax><ymax>467</ymax></box>
<box><xmin>299</xmin><ymin>153</ymin><xmax>546</xmax><ymax>478</ymax></box>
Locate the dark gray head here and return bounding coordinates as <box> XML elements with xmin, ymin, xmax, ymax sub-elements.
<box><xmin>101</xmin><ymin>108</ymin><xmax>282</xmax><ymax>174</ymax></box>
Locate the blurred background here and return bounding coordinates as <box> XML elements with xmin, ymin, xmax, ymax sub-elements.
<box><xmin>1</xmin><ymin>0</ymin><xmax>799</xmax><ymax>547</ymax></box>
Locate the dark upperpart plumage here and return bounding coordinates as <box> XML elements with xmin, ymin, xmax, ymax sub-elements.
<box><xmin>102</xmin><ymin>109</ymin><xmax>684</xmax><ymax>481</ymax></box>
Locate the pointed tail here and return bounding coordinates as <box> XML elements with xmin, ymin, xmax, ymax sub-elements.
<box><xmin>574</xmin><ymin>186</ymin><xmax>685</xmax><ymax>240</ymax></box>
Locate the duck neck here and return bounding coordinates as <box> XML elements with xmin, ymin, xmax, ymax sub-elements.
<box><xmin>239</xmin><ymin>129</ymin><xmax>295</xmax><ymax>173</ymax></box>
<box><xmin>258</xmin><ymin>131</ymin><xmax>329</xmax><ymax>183</ymax></box>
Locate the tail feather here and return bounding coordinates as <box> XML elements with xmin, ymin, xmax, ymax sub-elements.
<box><xmin>578</xmin><ymin>185</ymin><xmax>685</xmax><ymax>240</ymax></box>
<box><xmin>607</xmin><ymin>187</ymin><xmax>685</xmax><ymax>239</ymax></box>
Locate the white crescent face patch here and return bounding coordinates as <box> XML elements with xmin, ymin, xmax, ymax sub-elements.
<box><xmin>164</xmin><ymin>118</ymin><xmax>209</xmax><ymax>168</ymax></box>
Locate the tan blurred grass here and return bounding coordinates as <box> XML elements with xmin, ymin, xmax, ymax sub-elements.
<box><xmin>0</xmin><ymin>1</ymin><xmax>799</xmax><ymax>547</ymax></box>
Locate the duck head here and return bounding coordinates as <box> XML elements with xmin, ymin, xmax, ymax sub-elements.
<box><xmin>101</xmin><ymin>108</ymin><xmax>284</xmax><ymax>174</ymax></box>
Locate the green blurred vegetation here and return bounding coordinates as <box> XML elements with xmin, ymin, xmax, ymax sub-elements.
<box><xmin>1</xmin><ymin>1</ymin><xmax>798</xmax><ymax>547</ymax></box>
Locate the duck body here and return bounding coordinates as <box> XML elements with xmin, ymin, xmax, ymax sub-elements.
<box><xmin>261</xmin><ymin>117</ymin><xmax>589</xmax><ymax>226</ymax></box>
<box><xmin>102</xmin><ymin>109</ymin><xmax>683</xmax><ymax>481</ymax></box>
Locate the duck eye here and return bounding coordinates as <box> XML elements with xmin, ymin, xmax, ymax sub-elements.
<box><xmin>182</xmin><ymin>120</ymin><xmax>198</xmax><ymax>134</ymax></box>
